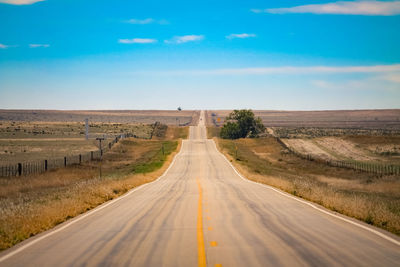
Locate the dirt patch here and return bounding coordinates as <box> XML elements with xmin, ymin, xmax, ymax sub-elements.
<box><xmin>252</xmin><ymin>151</ymin><xmax>280</xmax><ymax>164</ymax></box>
<box><xmin>314</xmin><ymin>137</ymin><xmax>379</xmax><ymax>161</ymax></box>
<box><xmin>281</xmin><ymin>136</ymin><xmax>400</xmax><ymax>164</ymax></box>
<box><xmin>283</xmin><ymin>138</ymin><xmax>336</xmax><ymax>161</ymax></box>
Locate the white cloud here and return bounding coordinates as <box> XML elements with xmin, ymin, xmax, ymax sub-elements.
<box><xmin>164</xmin><ymin>35</ymin><xmax>204</xmax><ymax>44</ymax></box>
<box><xmin>253</xmin><ymin>1</ymin><xmax>400</xmax><ymax>16</ymax></box>
<box><xmin>0</xmin><ymin>0</ymin><xmax>44</xmax><ymax>5</ymax></box>
<box><xmin>125</xmin><ymin>18</ymin><xmax>154</xmax><ymax>24</ymax></box>
<box><xmin>29</xmin><ymin>44</ymin><xmax>49</xmax><ymax>48</ymax></box>
<box><xmin>226</xmin><ymin>33</ymin><xmax>256</xmax><ymax>39</ymax></box>
<box><xmin>311</xmin><ymin>77</ymin><xmax>400</xmax><ymax>91</ymax></box>
<box><xmin>118</xmin><ymin>38</ymin><xmax>157</xmax><ymax>44</ymax></box>
<box><xmin>0</xmin><ymin>43</ymin><xmax>8</xmax><ymax>49</ymax></box>
<box><xmin>311</xmin><ymin>80</ymin><xmax>333</xmax><ymax>89</ymax></box>
<box><xmin>250</xmin><ymin>9</ymin><xmax>263</xmax><ymax>14</ymax></box>
<box><xmin>125</xmin><ymin>18</ymin><xmax>169</xmax><ymax>25</ymax></box>
<box><xmin>380</xmin><ymin>74</ymin><xmax>400</xmax><ymax>83</ymax></box>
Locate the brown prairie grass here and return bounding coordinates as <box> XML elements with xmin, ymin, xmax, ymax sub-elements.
<box><xmin>0</xmin><ymin>110</ymin><xmax>199</xmax><ymax>125</ymax></box>
<box><xmin>215</xmin><ymin>137</ymin><xmax>400</xmax><ymax>235</ymax></box>
<box><xmin>0</xmin><ymin>138</ymin><xmax>181</xmax><ymax>251</ymax></box>
<box><xmin>206</xmin><ymin>126</ymin><xmax>220</xmax><ymax>139</ymax></box>
<box><xmin>156</xmin><ymin>126</ymin><xmax>189</xmax><ymax>140</ymax></box>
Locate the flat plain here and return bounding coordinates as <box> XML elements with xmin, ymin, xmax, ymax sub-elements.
<box><xmin>207</xmin><ymin>109</ymin><xmax>400</xmax><ymax>129</ymax></box>
<box><xmin>0</xmin><ymin>121</ymin><xmax>154</xmax><ymax>164</ymax></box>
<box><xmin>1</xmin><ymin>109</ymin><xmax>399</xmax><ymax>257</ymax></box>
<box><xmin>0</xmin><ymin>109</ymin><xmax>200</xmax><ymax>125</ymax></box>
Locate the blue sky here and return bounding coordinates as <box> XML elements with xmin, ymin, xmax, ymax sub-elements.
<box><xmin>0</xmin><ymin>0</ymin><xmax>399</xmax><ymax>110</ymax></box>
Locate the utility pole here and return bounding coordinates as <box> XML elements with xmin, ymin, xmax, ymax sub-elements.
<box><xmin>96</xmin><ymin>137</ymin><xmax>105</xmax><ymax>178</ymax></box>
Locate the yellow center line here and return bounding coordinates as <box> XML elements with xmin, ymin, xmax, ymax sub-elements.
<box><xmin>197</xmin><ymin>179</ymin><xmax>206</xmax><ymax>267</ymax></box>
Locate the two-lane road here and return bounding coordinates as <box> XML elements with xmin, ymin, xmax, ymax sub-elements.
<box><xmin>1</xmin><ymin>111</ymin><xmax>399</xmax><ymax>266</ymax></box>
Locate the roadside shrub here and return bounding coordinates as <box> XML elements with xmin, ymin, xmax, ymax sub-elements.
<box><xmin>220</xmin><ymin>109</ymin><xmax>265</xmax><ymax>139</ymax></box>
<box><xmin>220</xmin><ymin>122</ymin><xmax>241</xmax><ymax>139</ymax></box>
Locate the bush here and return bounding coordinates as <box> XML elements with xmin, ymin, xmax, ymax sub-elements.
<box><xmin>220</xmin><ymin>122</ymin><xmax>241</xmax><ymax>139</ymax></box>
<box><xmin>220</xmin><ymin>109</ymin><xmax>265</xmax><ymax>139</ymax></box>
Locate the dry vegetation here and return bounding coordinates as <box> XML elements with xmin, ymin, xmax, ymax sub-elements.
<box><xmin>160</xmin><ymin>125</ymin><xmax>189</xmax><ymax>140</ymax></box>
<box><xmin>0</xmin><ymin>121</ymin><xmax>154</xmax><ymax>139</ymax></box>
<box><xmin>0</xmin><ymin>121</ymin><xmax>155</xmax><ymax>165</ymax></box>
<box><xmin>206</xmin><ymin>126</ymin><xmax>221</xmax><ymax>139</ymax></box>
<box><xmin>344</xmin><ymin>135</ymin><xmax>400</xmax><ymax>157</ymax></box>
<box><xmin>207</xmin><ymin>109</ymin><xmax>400</xmax><ymax>129</ymax></box>
<box><xmin>215</xmin><ymin>135</ymin><xmax>400</xmax><ymax>235</ymax></box>
<box><xmin>0</xmin><ymin>109</ymin><xmax>197</xmax><ymax>165</ymax></box>
<box><xmin>0</xmin><ymin>126</ymin><xmax>188</xmax><ymax>251</ymax></box>
<box><xmin>0</xmin><ymin>110</ymin><xmax>200</xmax><ymax>125</ymax></box>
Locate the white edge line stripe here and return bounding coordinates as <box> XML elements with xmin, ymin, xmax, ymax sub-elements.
<box><xmin>0</xmin><ymin>140</ymin><xmax>187</xmax><ymax>262</ymax></box>
<box><xmin>211</xmin><ymin>140</ymin><xmax>400</xmax><ymax>247</ymax></box>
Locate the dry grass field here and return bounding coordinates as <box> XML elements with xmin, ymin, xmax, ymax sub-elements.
<box><xmin>207</xmin><ymin>109</ymin><xmax>400</xmax><ymax>129</ymax></box>
<box><xmin>0</xmin><ymin>121</ymin><xmax>154</xmax><ymax>165</ymax></box>
<box><xmin>215</xmin><ymin>136</ymin><xmax>400</xmax><ymax>235</ymax></box>
<box><xmin>0</xmin><ymin>110</ymin><xmax>200</xmax><ymax>125</ymax></box>
<box><xmin>207</xmin><ymin>109</ymin><xmax>400</xmax><ymax>170</ymax></box>
<box><xmin>0</xmin><ymin>126</ymin><xmax>187</xmax><ymax>251</ymax></box>
<box><xmin>0</xmin><ymin>109</ymin><xmax>198</xmax><ymax>165</ymax></box>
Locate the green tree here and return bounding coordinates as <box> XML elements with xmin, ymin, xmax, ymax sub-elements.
<box><xmin>220</xmin><ymin>109</ymin><xmax>265</xmax><ymax>139</ymax></box>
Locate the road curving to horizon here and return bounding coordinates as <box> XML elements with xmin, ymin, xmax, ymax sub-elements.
<box><xmin>1</xmin><ymin>111</ymin><xmax>399</xmax><ymax>266</ymax></box>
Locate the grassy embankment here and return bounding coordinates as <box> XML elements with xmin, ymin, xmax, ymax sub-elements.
<box><xmin>208</xmin><ymin>127</ymin><xmax>400</xmax><ymax>235</ymax></box>
<box><xmin>0</xmin><ymin>126</ymin><xmax>188</xmax><ymax>251</ymax></box>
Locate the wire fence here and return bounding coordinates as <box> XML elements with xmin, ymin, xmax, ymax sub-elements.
<box><xmin>0</xmin><ymin>133</ymin><xmax>136</xmax><ymax>177</ymax></box>
<box><xmin>276</xmin><ymin>137</ymin><xmax>400</xmax><ymax>176</ymax></box>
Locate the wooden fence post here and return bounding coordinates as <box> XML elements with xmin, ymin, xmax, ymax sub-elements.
<box><xmin>79</xmin><ymin>154</ymin><xmax>82</xmax><ymax>164</ymax></box>
<box><xmin>91</xmin><ymin>151</ymin><xmax>94</xmax><ymax>161</ymax></box>
<box><xmin>64</xmin><ymin>157</ymin><xmax>67</xmax><ymax>167</ymax></box>
<box><xmin>18</xmin><ymin>163</ymin><xmax>22</xmax><ymax>176</ymax></box>
<box><xmin>45</xmin><ymin>160</ymin><xmax>48</xmax><ymax>171</ymax></box>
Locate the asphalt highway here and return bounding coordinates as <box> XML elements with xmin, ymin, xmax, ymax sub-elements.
<box><xmin>1</xmin><ymin>111</ymin><xmax>399</xmax><ymax>266</ymax></box>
